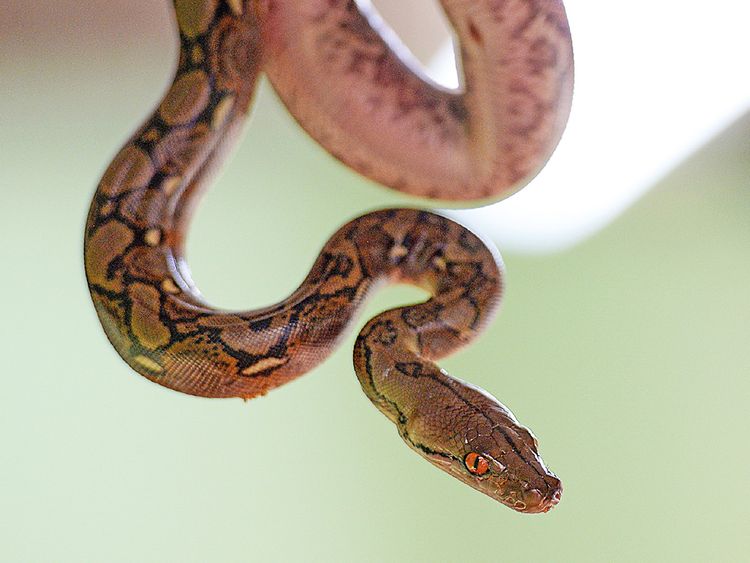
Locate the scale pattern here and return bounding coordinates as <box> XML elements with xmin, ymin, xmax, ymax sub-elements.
<box><xmin>84</xmin><ymin>0</ymin><xmax>572</xmax><ymax>512</ymax></box>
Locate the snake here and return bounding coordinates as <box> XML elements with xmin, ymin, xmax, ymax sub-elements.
<box><xmin>84</xmin><ymin>0</ymin><xmax>573</xmax><ymax>513</ymax></box>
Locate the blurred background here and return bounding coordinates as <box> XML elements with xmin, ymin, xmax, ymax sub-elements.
<box><xmin>1</xmin><ymin>1</ymin><xmax>748</xmax><ymax>561</ymax></box>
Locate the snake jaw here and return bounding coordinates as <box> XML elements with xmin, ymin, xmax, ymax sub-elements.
<box><xmin>464</xmin><ymin>466</ymin><xmax>562</xmax><ymax>513</ymax></box>
<box><xmin>476</xmin><ymin>465</ymin><xmax>560</xmax><ymax>513</ymax></box>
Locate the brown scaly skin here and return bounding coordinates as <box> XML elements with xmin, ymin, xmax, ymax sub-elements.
<box><xmin>84</xmin><ymin>0</ymin><xmax>569</xmax><ymax>512</ymax></box>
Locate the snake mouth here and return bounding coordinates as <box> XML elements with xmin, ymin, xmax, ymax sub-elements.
<box><xmin>514</xmin><ymin>482</ymin><xmax>563</xmax><ymax>514</ymax></box>
<box><xmin>496</xmin><ymin>473</ymin><xmax>562</xmax><ymax>514</ymax></box>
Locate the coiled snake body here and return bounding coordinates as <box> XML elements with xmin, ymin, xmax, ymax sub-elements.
<box><xmin>84</xmin><ymin>0</ymin><xmax>573</xmax><ymax>513</ymax></box>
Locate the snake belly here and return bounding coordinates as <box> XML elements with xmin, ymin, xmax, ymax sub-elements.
<box><xmin>84</xmin><ymin>0</ymin><xmax>571</xmax><ymax>512</ymax></box>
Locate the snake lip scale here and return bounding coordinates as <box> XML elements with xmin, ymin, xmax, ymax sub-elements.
<box><xmin>84</xmin><ymin>0</ymin><xmax>572</xmax><ymax>513</ymax></box>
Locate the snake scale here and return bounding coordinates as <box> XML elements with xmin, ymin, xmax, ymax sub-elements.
<box><xmin>84</xmin><ymin>0</ymin><xmax>573</xmax><ymax>513</ymax></box>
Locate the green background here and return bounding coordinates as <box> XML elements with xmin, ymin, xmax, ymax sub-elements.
<box><xmin>1</xmin><ymin>2</ymin><xmax>748</xmax><ymax>561</ymax></box>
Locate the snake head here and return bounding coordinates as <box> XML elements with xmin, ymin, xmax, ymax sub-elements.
<box><xmin>400</xmin><ymin>376</ymin><xmax>562</xmax><ymax>514</ymax></box>
<box><xmin>459</xmin><ymin>418</ymin><xmax>562</xmax><ymax>514</ymax></box>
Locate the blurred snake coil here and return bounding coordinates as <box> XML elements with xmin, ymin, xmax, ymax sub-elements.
<box><xmin>84</xmin><ymin>0</ymin><xmax>573</xmax><ymax>513</ymax></box>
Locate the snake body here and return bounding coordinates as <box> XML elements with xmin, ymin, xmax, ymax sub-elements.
<box><xmin>84</xmin><ymin>0</ymin><xmax>572</xmax><ymax>513</ymax></box>
<box><xmin>261</xmin><ymin>0</ymin><xmax>573</xmax><ymax>200</ymax></box>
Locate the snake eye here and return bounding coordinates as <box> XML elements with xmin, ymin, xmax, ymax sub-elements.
<box><xmin>464</xmin><ymin>452</ymin><xmax>490</xmax><ymax>476</ymax></box>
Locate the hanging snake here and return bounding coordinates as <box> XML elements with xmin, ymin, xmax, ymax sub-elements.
<box><xmin>84</xmin><ymin>0</ymin><xmax>573</xmax><ymax>513</ymax></box>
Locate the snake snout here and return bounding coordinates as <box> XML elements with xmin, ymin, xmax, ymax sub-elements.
<box><xmin>520</xmin><ymin>477</ymin><xmax>563</xmax><ymax>513</ymax></box>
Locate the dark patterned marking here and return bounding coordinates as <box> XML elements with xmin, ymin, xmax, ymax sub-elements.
<box><xmin>85</xmin><ymin>0</ymin><xmax>565</xmax><ymax>511</ymax></box>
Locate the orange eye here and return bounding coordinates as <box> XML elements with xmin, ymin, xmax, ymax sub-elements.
<box><xmin>464</xmin><ymin>452</ymin><xmax>489</xmax><ymax>475</ymax></box>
